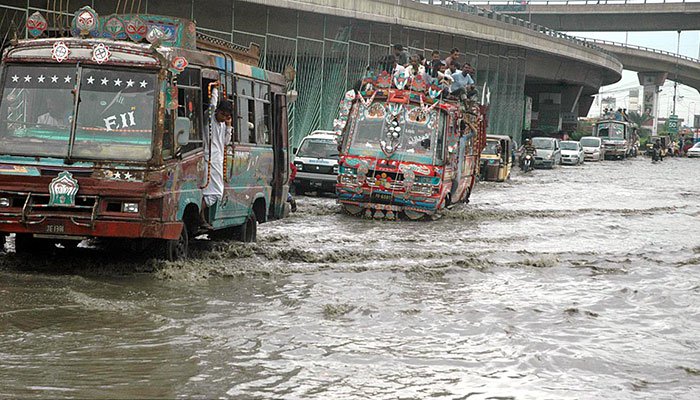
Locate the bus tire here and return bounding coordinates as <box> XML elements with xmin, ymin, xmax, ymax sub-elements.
<box><xmin>239</xmin><ymin>213</ymin><xmax>257</xmax><ymax>243</ymax></box>
<box><xmin>14</xmin><ymin>233</ymin><xmax>52</xmax><ymax>254</ymax></box>
<box><xmin>163</xmin><ymin>223</ymin><xmax>189</xmax><ymax>261</ymax></box>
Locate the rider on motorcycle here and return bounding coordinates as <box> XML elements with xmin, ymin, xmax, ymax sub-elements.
<box><xmin>519</xmin><ymin>138</ymin><xmax>537</xmax><ymax>168</ymax></box>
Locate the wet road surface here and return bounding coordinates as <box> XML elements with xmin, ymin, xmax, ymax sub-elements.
<box><xmin>1</xmin><ymin>157</ymin><xmax>699</xmax><ymax>399</ymax></box>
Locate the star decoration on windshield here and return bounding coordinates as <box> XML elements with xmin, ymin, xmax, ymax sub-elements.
<box><xmin>64</xmin><ymin>75</ymin><xmax>71</xmax><ymax>83</ymax></box>
<box><xmin>51</xmin><ymin>75</ymin><xmax>58</xmax><ymax>83</ymax></box>
<box><xmin>86</xmin><ymin>76</ymin><xmax>95</xmax><ymax>84</ymax></box>
<box><xmin>114</xmin><ymin>78</ymin><xmax>122</xmax><ymax>86</ymax></box>
<box><xmin>11</xmin><ymin>75</ymin><xmax>18</xmax><ymax>82</ymax></box>
<box><xmin>139</xmin><ymin>80</ymin><xmax>148</xmax><ymax>88</ymax></box>
<box><xmin>101</xmin><ymin>77</ymin><xmax>109</xmax><ymax>85</ymax></box>
<box><xmin>37</xmin><ymin>75</ymin><xmax>45</xmax><ymax>83</ymax></box>
<box><xmin>24</xmin><ymin>75</ymin><xmax>31</xmax><ymax>82</ymax></box>
<box><xmin>126</xmin><ymin>79</ymin><xmax>134</xmax><ymax>88</ymax></box>
<box><xmin>123</xmin><ymin>172</ymin><xmax>132</xmax><ymax>180</ymax></box>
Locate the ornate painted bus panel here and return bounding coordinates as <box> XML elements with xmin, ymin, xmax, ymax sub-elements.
<box><xmin>0</xmin><ymin>8</ymin><xmax>290</xmax><ymax>259</ymax></box>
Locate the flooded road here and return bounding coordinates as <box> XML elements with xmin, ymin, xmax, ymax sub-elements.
<box><xmin>1</xmin><ymin>157</ymin><xmax>699</xmax><ymax>399</ymax></box>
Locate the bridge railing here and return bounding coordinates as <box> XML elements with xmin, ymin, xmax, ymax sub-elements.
<box><xmin>447</xmin><ymin>0</ymin><xmax>697</xmax><ymax>5</ymax></box>
<box><xmin>411</xmin><ymin>1</ymin><xmax>615</xmax><ymax>56</ymax></box>
<box><xmin>414</xmin><ymin>1</ymin><xmax>697</xmax><ymax>64</ymax></box>
<box><xmin>579</xmin><ymin>38</ymin><xmax>700</xmax><ymax>63</ymax></box>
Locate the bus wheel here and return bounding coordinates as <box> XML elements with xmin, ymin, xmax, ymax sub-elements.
<box><xmin>239</xmin><ymin>214</ymin><xmax>257</xmax><ymax>243</ymax></box>
<box><xmin>14</xmin><ymin>234</ymin><xmax>53</xmax><ymax>254</ymax></box>
<box><xmin>342</xmin><ymin>204</ymin><xmax>363</xmax><ymax>216</ymax></box>
<box><xmin>404</xmin><ymin>209</ymin><xmax>426</xmax><ymax>220</ymax></box>
<box><xmin>164</xmin><ymin>224</ymin><xmax>189</xmax><ymax>261</ymax></box>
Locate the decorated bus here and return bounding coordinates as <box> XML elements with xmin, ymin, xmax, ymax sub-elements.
<box><xmin>593</xmin><ymin>118</ymin><xmax>639</xmax><ymax>160</ymax></box>
<box><xmin>0</xmin><ymin>6</ymin><xmax>291</xmax><ymax>259</ymax></box>
<box><xmin>335</xmin><ymin>71</ymin><xmax>487</xmax><ymax>220</ymax></box>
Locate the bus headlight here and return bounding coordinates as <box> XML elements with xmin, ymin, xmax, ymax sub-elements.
<box><xmin>122</xmin><ymin>202</ymin><xmax>139</xmax><ymax>213</ymax></box>
<box><xmin>0</xmin><ymin>197</ymin><xmax>10</xmax><ymax>207</ymax></box>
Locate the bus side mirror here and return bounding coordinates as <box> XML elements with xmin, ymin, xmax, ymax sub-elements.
<box><xmin>292</xmin><ymin>147</ymin><xmax>298</xmax><ymax>154</ymax></box>
<box><xmin>175</xmin><ymin>117</ymin><xmax>191</xmax><ymax>146</ymax></box>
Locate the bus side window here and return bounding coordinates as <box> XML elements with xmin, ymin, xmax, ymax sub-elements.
<box><xmin>176</xmin><ymin>68</ymin><xmax>202</xmax><ymax>154</ymax></box>
<box><xmin>237</xmin><ymin>78</ymin><xmax>254</xmax><ymax>145</ymax></box>
<box><xmin>263</xmin><ymin>102</ymin><xmax>271</xmax><ymax>145</ymax></box>
<box><xmin>435</xmin><ymin>112</ymin><xmax>445</xmax><ymax>163</ymax></box>
<box><xmin>248</xmin><ymin>98</ymin><xmax>256</xmax><ymax>144</ymax></box>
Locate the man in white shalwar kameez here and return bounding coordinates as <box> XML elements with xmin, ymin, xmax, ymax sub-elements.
<box><xmin>200</xmin><ymin>83</ymin><xmax>233</xmax><ymax>230</ymax></box>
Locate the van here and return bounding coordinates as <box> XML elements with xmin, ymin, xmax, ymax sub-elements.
<box><xmin>293</xmin><ymin>130</ymin><xmax>339</xmax><ymax>194</ymax></box>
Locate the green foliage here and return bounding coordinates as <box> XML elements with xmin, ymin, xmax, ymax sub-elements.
<box><xmin>571</xmin><ymin>119</ymin><xmax>593</xmax><ymax>141</ymax></box>
<box><xmin>626</xmin><ymin>111</ymin><xmax>652</xmax><ymax>127</ymax></box>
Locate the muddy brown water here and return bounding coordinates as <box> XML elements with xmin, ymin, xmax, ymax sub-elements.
<box><xmin>1</xmin><ymin>157</ymin><xmax>699</xmax><ymax>399</ymax></box>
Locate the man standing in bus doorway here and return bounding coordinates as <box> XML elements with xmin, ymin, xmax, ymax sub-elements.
<box><xmin>200</xmin><ymin>82</ymin><xmax>233</xmax><ymax>230</ymax></box>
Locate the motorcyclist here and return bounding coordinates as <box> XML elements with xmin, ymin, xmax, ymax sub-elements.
<box><xmin>652</xmin><ymin>139</ymin><xmax>661</xmax><ymax>162</ymax></box>
<box><xmin>519</xmin><ymin>138</ymin><xmax>537</xmax><ymax>169</ymax></box>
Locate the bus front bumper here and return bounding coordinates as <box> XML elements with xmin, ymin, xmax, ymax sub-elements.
<box><xmin>0</xmin><ymin>216</ymin><xmax>182</xmax><ymax>240</ymax></box>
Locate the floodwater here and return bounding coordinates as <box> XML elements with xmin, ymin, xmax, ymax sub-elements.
<box><xmin>1</xmin><ymin>157</ymin><xmax>699</xmax><ymax>399</ymax></box>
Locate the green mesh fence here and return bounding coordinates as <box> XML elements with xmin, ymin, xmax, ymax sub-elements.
<box><xmin>292</xmin><ymin>38</ymin><xmax>324</xmax><ymax>149</ymax></box>
<box><xmin>348</xmin><ymin>41</ymin><xmax>371</xmax><ymax>89</ymax></box>
<box><xmin>320</xmin><ymin>39</ymin><xmax>348</xmax><ymax>131</ymax></box>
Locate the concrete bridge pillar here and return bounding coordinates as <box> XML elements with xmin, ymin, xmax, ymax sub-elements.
<box><xmin>638</xmin><ymin>72</ymin><xmax>668</xmax><ymax>135</ymax></box>
<box><xmin>526</xmin><ymin>84</ymin><xmax>584</xmax><ymax>135</ymax></box>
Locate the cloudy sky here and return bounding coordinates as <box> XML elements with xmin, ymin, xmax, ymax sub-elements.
<box><xmin>567</xmin><ymin>30</ymin><xmax>700</xmax><ymax>125</ymax></box>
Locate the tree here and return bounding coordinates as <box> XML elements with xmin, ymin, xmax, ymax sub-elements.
<box><xmin>626</xmin><ymin>111</ymin><xmax>652</xmax><ymax>127</ymax></box>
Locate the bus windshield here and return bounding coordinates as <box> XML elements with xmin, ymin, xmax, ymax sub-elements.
<box><xmin>0</xmin><ymin>64</ymin><xmax>155</xmax><ymax>161</ymax></box>
<box><xmin>597</xmin><ymin>122</ymin><xmax>625</xmax><ymax>139</ymax></box>
<box><xmin>349</xmin><ymin>103</ymin><xmax>441</xmax><ymax>164</ymax></box>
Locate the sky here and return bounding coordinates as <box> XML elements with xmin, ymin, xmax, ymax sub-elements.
<box><xmin>566</xmin><ymin>30</ymin><xmax>700</xmax><ymax>126</ymax></box>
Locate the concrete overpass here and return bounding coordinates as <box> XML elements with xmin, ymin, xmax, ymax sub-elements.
<box><xmin>583</xmin><ymin>39</ymin><xmax>700</xmax><ymax>91</ymax></box>
<box><xmin>468</xmin><ymin>0</ymin><xmax>700</xmax><ymax>31</ymax></box>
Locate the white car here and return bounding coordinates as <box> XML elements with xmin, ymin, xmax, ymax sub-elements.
<box><xmin>580</xmin><ymin>136</ymin><xmax>604</xmax><ymax>161</ymax></box>
<box><xmin>532</xmin><ymin>137</ymin><xmax>561</xmax><ymax>168</ymax></box>
<box><xmin>560</xmin><ymin>140</ymin><xmax>585</xmax><ymax>165</ymax></box>
<box><xmin>293</xmin><ymin>130</ymin><xmax>340</xmax><ymax>193</ymax></box>
<box><xmin>688</xmin><ymin>142</ymin><xmax>700</xmax><ymax>158</ymax></box>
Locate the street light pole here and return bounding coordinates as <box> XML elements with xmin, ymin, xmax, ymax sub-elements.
<box><xmin>673</xmin><ymin>30</ymin><xmax>680</xmax><ymax>116</ymax></box>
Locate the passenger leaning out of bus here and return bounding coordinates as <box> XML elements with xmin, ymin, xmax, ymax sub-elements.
<box><xmin>199</xmin><ymin>82</ymin><xmax>233</xmax><ymax>230</ymax></box>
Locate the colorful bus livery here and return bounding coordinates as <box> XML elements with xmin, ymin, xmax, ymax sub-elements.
<box><xmin>336</xmin><ymin>71</ymin><xmax>487</xmax><ymax>220</ymax></box>
<box><xmin>0</xmin><ymin>9</ymin><xmax>291</xmax><ymax>259</ymax></box>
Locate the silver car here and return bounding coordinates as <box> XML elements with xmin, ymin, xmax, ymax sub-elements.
<box><xmin>532</xmin><ymin>137</ymin><xmax>561</xmax><ymax>168</ymax></box>
<box><xmin>580</xmin><ymin>136</ymin><xmax>605</xmax><ymax>161</ymax></box>
<box><xmin>560</xmin><ymin>141</ymin><xmax>585</xmax><ymax>165</ymax></box>
<box><xmin>688</xmin><ymin>142</ymin><xmax>700</xmax><ymax>158</ymax></box>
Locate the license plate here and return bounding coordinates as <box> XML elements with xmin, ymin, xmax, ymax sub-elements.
<box><xmin>371</xmin><ymin>193</ymin><xmax>393</xmax><ymax>204</ymax></box>
<box><xmin>46</xmin><ymin>224</ymin><xmax>64</xmax><ymax>234</ymax></box>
